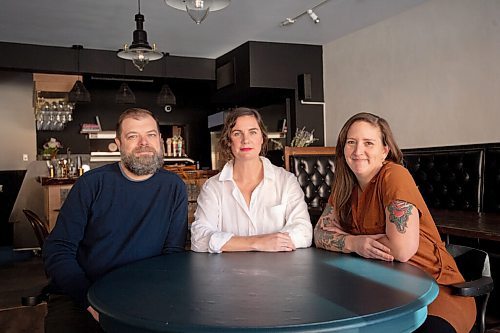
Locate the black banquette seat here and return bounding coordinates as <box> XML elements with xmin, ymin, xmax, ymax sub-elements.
<box><xmin>284</xmin><ymin>146</ymin><xmax>336</xmax><ymax>225</ymax></box>
<box><xmin>402</xmin><ymin>147</ymin><xmax>484</xmax><ymax>212</ymax></box>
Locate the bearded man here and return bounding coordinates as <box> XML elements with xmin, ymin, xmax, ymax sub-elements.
<box><xmin>43</xmin><ymin>108</ymin><xmax>187</xmax><ymax>333</ymax></box>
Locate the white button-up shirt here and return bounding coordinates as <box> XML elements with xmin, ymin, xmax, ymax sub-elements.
<box><xmin>190</xmin><ymin>157</ymin><xmax>312</xmax><ymax>253</ymax></box>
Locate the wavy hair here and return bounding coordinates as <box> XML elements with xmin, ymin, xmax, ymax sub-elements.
<box><xmin>218</xmin><ymin>107</ymin><xmax>269</xmax><ymax>162</ymax></box>
<box><xmin>330</xmin><ymin>112</ymin><xmax>403</xmax><ymax>229</ymax></box>
<box><xmin>116</xmin><ymin>108</ymin><xmax>160</xmax><ymax>139</ymax></box>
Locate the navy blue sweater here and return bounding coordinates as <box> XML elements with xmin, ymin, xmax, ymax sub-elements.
<box><xmin>43</xmin><ymin>163</ymin><xmax>187</xmax><ymax>307</ymax></box>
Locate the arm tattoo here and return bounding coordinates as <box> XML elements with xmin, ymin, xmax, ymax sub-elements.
<box><xmin>315</xmin><ymin>230</ymin><xmax>347</xmax><ymax>251</ymax></box>
<box><xmin>320</xmin><ymin>204</ymin><xmax>334</xmax><ymax>226</ymax></box>
<box><xmin>387</xmin><ymin>200</ymin><xmax>413</xmax><ymax>233</ymax></box>
<box><xmin>314</xmin><ymin>204</ymin><xmax>347</xmax><ymax>251</ymax></box>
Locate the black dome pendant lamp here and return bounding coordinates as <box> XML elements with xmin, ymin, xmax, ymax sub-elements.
<box><xmin>117</xmin><ymin>0</ymin><xmax>163</xmax><ymax>71</ymax></box>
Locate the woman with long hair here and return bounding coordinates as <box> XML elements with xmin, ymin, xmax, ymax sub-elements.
<box><xmin>314</xmin><ymin>112</ymin><xmax>475</xmax><ymax>333</ymax></box>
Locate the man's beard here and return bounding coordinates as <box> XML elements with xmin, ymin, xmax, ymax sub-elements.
<box><xmin>121</xmin><ymin>146</ymin><xmax>164</xmax><ymax>176</ymax></box>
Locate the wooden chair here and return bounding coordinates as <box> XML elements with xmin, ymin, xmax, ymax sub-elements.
<box><xmin>284</xmin><ymin>146</ymin><xmax>336</xmax><ymax>172</ymax></box>
<box><xmin>22</xmin><ymin>209</ymin><xmax>49</xmax><ymax>249</ymax></box>
<box><xmin>284</xmin><ymin>146</ymin><xmax>336</xmax><ymax>225</ymax></box>
<box><xmin>21</xmin><ymin>209</ymin><xmax>51</xmax><ymax>306</ymax></box>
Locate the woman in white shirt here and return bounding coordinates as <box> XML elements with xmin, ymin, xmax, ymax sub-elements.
<box><xmin>191</xmin><ymin>108</ymin><xmax>312</xmax><ymax>253</ymax></box>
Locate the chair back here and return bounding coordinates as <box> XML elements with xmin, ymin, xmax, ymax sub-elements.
<box><xmin>22</xmin><ymin>209</ymin><xmax>49</xmax><ymax>248</ymax></box>
<box><xmin>446</xmin><ymin>244</ymin><xmax>494</xmax><ymax>333</ymax></box>
<box><xmin>447</xmin><ymin>244</ymin><xmax>491</xmax><ymax>280</ymax></box>
<box><xmin>284</xmin><ymin>146</ymin><xmax>336</xmax><ymax>224</ymax></box>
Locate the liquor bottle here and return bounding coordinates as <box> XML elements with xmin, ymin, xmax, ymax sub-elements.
<box><xmin>166</xmin><ymin>138</ymin><xmax>172</xmax><ymax>157</ymax></box>
<box><xmin>177</xmin><ymin>136</ymin><xmax>183</xmax><ymax>157</ymax></box>
<box><xmin>172</xmin><ymin>136</ymin><xmax>178</xmax><ymax>157</ymax></box>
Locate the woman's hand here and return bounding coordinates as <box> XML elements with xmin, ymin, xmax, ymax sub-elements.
<box><xmin>348</xmin><ymin>234</ymin><xmax>394</xmax><ymax>261</ymax></box>
<box><xmin>254</xmin><ymin>232</ymin><xmax>296</xmax><ymax>252</ymax></box>
<box><xmin>221</xmin><ymin>232</ymin><xmax>296</xmax><ymax>252</ymax></box>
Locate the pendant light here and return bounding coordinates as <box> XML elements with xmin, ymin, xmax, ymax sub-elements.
<box><xmin>157</xmin><ymin>84</ymin><xmax>176</xmax><ymax>106</ymax></box>
<box><xmin>157</xmin><ymin>58</ymin><xmax>176</xmax><ymax>107</ymax></box>
<box><xmin>68</xmin><ymin>45</ymin><xmax>91</xmax><ymax>103</ymax></box>
<box><xmin>165</xmin><ymin>0</ymin><xmax>231</xmax><ymax>24</ymax></box>
<box><xmin>117</xmin><ymin>0</ymin><xmax>163</xmax><ymax>71</ymax></box>
<box><xmin>116</xmin><ymin>83</ymin><xmax>136</xmax><ymax>104</ymax></box>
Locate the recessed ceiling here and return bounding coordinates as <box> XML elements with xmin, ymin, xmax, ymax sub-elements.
<box><xmin>0</xmin><ymin>0</ymin><xmax>428</xmax><ymax>58</ymax></box>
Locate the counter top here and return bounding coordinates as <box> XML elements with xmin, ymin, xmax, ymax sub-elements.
<box><xmin>40</xmin><ymin>177</ymin><xmax>79</xmax><ymax>186</ymax></box>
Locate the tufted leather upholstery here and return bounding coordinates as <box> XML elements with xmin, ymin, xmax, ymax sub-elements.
<box><xmin>403</xmin><ymin>148</ymin><xmax>483</xmax><ymax>211</ymax></box>
<box><xmin>484</xmin><ymin>147</ymin><xmax>500</xmax><ymax>213</ymax></box>
<box><xmin>291</xmin><ymin>156</ymin><xmax>335</xmax><ymax>211</ymax></box>
<box><xmin>284</xmin><ymin>146</ymin><xmax>336</xmax><ymax>225</ymax></box>
<box><xmin>284</xmin><ymin>144</ymin><xmax>499</xmax><ymax>222</ymax></box>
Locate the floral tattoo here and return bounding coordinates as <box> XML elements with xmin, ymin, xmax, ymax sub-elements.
<box><xmin>388</xmin><ymin>200</ymin><xmax>413</xmax><ymax>233</ymax></box>
<box><xmin>314</xmin><ymin>204</ymin><xmax>346</xmax><ymax>251</ymax></box>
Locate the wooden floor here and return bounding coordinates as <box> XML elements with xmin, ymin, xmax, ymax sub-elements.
<box><xmin>0</xmin><ymin>254</ymin><xmax>48</xmax><ymax>333</ymax></box>
<box><xmin>0</xmin><ymin>253</ymin><xmax>499</xmax><ymax>333</ymax></box>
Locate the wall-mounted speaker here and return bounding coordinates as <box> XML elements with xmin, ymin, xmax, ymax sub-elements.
<box><xmin>297</xmin><ymin>73</ymin><xmax>312</xmax><ymax>101</ymax></box>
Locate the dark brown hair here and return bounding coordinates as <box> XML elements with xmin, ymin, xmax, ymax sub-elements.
<box><xmin>218</xmin><ymin>107</ymin><xmax>269</xmax><ymax>162</ymax></box>
<box><xmin>115</xmin><ymin>108</ymin><xmax>160</xmax><ymax>139</ymax></box>
<box><xmin>330</xmin><ymin>112</ymin><xmax>403</xmax><ymax>229</ymax></box>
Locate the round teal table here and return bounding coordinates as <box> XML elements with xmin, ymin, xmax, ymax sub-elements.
<box><xmin>88</xmin><ymin>248</ymin><xmax>438</xmax><ymax>332</ymax></box>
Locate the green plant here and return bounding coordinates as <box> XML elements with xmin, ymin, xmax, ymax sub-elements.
<box><xmin>41</xmin><ymin>138</ymin><xmax>62</xmax><ymax>156</ymax></box>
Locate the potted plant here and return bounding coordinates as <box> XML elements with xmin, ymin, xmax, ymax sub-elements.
<box><xmin>41</xmin><ymin>138</ymin><xmax>62</xmax><ymax>160</ymax></box>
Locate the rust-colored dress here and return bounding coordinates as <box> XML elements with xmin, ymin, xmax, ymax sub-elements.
<box><xmin>345</xmin><ymin>161</ymin><xmax>475</xmax><ymax>333</ymax></box>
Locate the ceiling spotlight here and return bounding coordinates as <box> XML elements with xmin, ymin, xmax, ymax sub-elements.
<box><xmin>280</xmin><ymin>0</ymin><xmax>329</xmax><ymax>27</ymax></box>
<box><xmin>280</xmin><ymin>18</ymin><xmax>296</xmax><ymax>27</ymax></box>
<box><xmin>307</xmin><ymin>9</ymin><xmax>320</xmax><ymax>24</ymax></box>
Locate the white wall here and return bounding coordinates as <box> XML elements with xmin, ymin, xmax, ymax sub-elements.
<box><xmin>323</xmin><ymin>0</ymin><xmax>500</xmax><ymax>148</ymax></box>
<box><xmin>0</xmin><ymin>71</ymin><xmax>36</xmax><ymax>170</ymax></box>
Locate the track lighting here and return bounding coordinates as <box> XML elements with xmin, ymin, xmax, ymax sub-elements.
<box><xmin>280</xmin><ymin>0</ymin><xmax>329</xmax><ymax>27</ymax></box>
<box><xmin>307</xmin><ymin>9</ymin><xmax>320</xmax><ymax>24</ymax></box>
<box><xmin>281</xmin><ymin>18</ymin><xmax>295</xmax><ymax>26</ymax></box>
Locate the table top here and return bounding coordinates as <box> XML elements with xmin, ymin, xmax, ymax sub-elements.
<box><xmin>88</xmin><ymin>248</ymin><xmax>438</xmax><ymax>333</ymax></box>
<box><xmin>431</xmin><ymin>209</ymin><xmax>500</xmax><ymax>242</ymax></box>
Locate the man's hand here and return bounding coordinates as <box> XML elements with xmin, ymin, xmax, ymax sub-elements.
<box><xmin>87</xmin><ymin>306</ymin><xmax>99</xmax><ymax>322</ymax></box>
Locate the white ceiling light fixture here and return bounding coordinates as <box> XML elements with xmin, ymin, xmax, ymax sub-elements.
<box><xmin>165</xmin><ymin>0</ymin><xmax>231</xmax><ymax>24</ymax></box>
<box><xmin>117</xmin><ymin>0</ymin><xmax>163</xmax><ymax>71</ymax></box>
<box><xmin>307</xmin><ymin>9</ymin><xmax>320</xmax><ymax>24</ymax></box>
<box><xmin>281</xmin><ymin>0</ymin><xmax>330</xmax><ymax>27</ymax></box>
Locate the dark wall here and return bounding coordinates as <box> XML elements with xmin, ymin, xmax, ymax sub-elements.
<box><xmin>0</xmin><ymin>170</ymin><xmax>25</xmax><ymax>246</ymax></box>
<box><xmin>213</xmin><ymin>41</ymin><xmax>324</xmax><ymax>146</ymax></box>
<box><xmin>0</xmin><ymin>42</ymin><xmax>215</xmax><ymax>80</ymax></box>
<box><xmin>36</xmin><ymin>78</ymin><xmax>215</xmax><ymax>168</ymax></box>
<box><xmin>3</xmin><ymin>40</ymin><xmax>325</xmax><ymax>166</ymax></box>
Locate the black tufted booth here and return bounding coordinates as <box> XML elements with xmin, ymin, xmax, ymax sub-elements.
<box><xmin>483</xmin><ymin>147</ymin><xmax>500</xmax><ymax>213</ymax></box>
<box><xmin>284</xmin><ymin>144</ymin><xmax>500</xmax><ymax>224</ymax></box>
<box><xmin>284</xmin><ymin>147</ymin><xmax>336</xmax><ymax>225</ymax></box>
<box><xmin>402</xmin><ymin>147</ymin><xmax>484</xmax><ymax>212</ymax></box>
<box><xmin>402</xmin><ymin>144</ymin><xmax>500</xmax><ymax>213</ymax></box>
